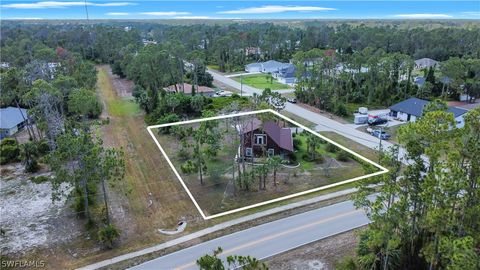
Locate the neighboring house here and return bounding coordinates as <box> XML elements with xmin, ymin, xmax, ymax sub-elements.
<box><xmin>244</xmin><ymin>60</ymin><xmax>297</xmax><ymax>84</ymax></box>
<box><xmin>414</xmin><ymin>76</ymin><xmax>426</xmax><ymax>87</ymax></box>
<box><xmin>245</xmin><ymin>47</ymin><xmax>262</xmax><ymax>56</ymax></box>
<box><xmin>261</xmin><ymin>60</ymin><xmax>289</xmax><ymax>73</ymax></box>
<box><xmin>0</xmin><ymin>107</ymin><xmax>29</xmax><ymax>139</ymax></box>
<box><xmin>245</xmin><ymin>60</ymin><xmax>291</xmax><ymax>73</ymax></box>
<box><xmin>273</xmin><ymin>64</ymin><xmax>297</xmax><ymax>84</ymax></box>
<box><xmin>239</xmin><ymin>119</ymin><xmax>293</xmax><ymax>159</ymax></box>
<box><xmin>0</xmin><ymin>62</ymin><xmax>10</xmax><ymax>69</ymax></box>
<box><xmin>389</xmin><ymin>97</ymin><xmax>468</xmax><ymax>127</ymax></box>
<box><xmin>335</xmin><ymin>63</ymin><xmax>369</xmax><ymax>74</ymax></box>
<box><xmin>142</xmin><ymin>39</ymin><xmax>157</xmax><ymax>46</ymax></box>
<box><xmin>164</xmin><ymin>83</ymin><xmax>216</xmax><ymax>97</ymax></box>
<box><xmin>415</xmin><ymin>58</ymin><xmax>439</xmax><ymax>69</ymax></box>
<box><xmin>245</xmin><ymin>62</ymin><xmax>263</xmax><ymax>73</ymax></box>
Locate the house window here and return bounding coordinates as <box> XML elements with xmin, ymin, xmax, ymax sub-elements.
<box><xmin>254</xmin><ymin>134</ymin><xmax>266</xmax><ymax>145</ymax></box>
<box><xmin>245</xmin><ymin>148</ymin><xmax>253</xmax><ymax>157</ymax></box>
<box><xmin>267</xmin><ymin>148</ymin><xmax>274</xmax><ymax>157</ymax></box>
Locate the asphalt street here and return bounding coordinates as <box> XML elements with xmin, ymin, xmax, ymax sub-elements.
<box><xmin>130</xmin><ymin>200</ymin><xmax>370</xmax><ymax>270</ymax></box>
<box><xmin>209</xmin><ymin>69</ymin><xmax>422</xmax><ymax>165</ymax></box>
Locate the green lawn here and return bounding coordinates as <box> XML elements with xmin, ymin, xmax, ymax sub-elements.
<box><xmin>233</xmin><ymin>74</ymin><xmax>290</xmax><ymax>90</ymax></box>
<box><xmin>108</xmin><ymin>99</ymin><xmax>141</xmax><ymax>117</ymax></box>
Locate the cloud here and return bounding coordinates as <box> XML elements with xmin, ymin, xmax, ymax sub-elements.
<box><xmin>218</xmin><ymin>5</ymin><xmax>336</xmax><ymax>14</ymax></box>
<box><xmin>6</xmin><ymin>17</ymin><xmax>43</xmax><ymax>20</ymax></box>
<box><xmin>393</xmin><ymin>13</ymin><xmax>452</xmax><ymax>19</ymax></box>
<box><xmin>106</xmin><ymin>12</ymin><xmax>129</xmax><ymax>16</ymax></box>
<box><xmin>140</xmin><ymin>12</ymin><xmax>191</xmax><ymax>16</ymax></box>
<box><xmin>1</xmin><ymin>1</ymin><xmax>134</xmax><ymax>9</ymax></box>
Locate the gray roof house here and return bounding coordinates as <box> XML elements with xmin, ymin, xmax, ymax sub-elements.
<box><xmin>261</xmin><ymin>60</ymin><xmax>290</xmax><ymax>73</ymax></box>
<box><xmin>389</xmin><ymin>97</ymin><xmax>469</xmax><ymax>127</ymax></box>
<box><xmin>0</xmin><ymin>107</ymin><xmax>29</xmax><ymax>139</ymax></box>
<box><xmin>414</xmin><ymin>76</ymin><xmax>426</xmax><ymax>87</ymax></box>
<box><xmin>274</xmin><ymin>64</ymin><xmax>297</xmax><ymax>84</ymax></box>
<box><xmin>415</xmin><ymin>58</ymin><xmax>439</xmax><ymax>69</ymax></box>
<box><xmin>245</xmin><ymin>62</ymin><xmax>263</xmax><ymax>73</ymax></box>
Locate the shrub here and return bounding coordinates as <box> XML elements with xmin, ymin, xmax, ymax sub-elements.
<box><xmin>36</xmin><ymin>140</ymin><xmax>50</xmax><ymax>155</ymax></box>
<box><xmin>30</xmin><ymin>175</ymin><xmax>49</xmax><ymax>184</ymax></box>
<box><xmin>337</xmin><ymin>150</ymin><xmax>350</xmax><ymax>162</ymax></box>
<box><xmin>0</xmin><ymin>138</ymin><xmax>20</xmax><ymax>164</ymax></box>
<box><xmin>98</xmin><ymin>224</ymin><xmax>120</xmax><ymax>249</ymax></box>
<box><xmin>288</xmin><ymin>152</ymin><xmax>297</xmax><ymax>163</ymax></box>
<box><xmin>326</xmin><ymin>143</ymin><xmax>339</xmax><ymax>153</ymax></box>
<box><xmin>181</xmin><ymin>160</ymin><xmax>196</xmax><ymax>174</ymax></box>
<box><xmin>334</xmin><ymin>102</ymin><xmax>348</xmax><ymax>116</ymax></box>
<box><xmin>293</xmin><ymin>137</ymin><xmax>302</xmax><ymax>150</ymax></box>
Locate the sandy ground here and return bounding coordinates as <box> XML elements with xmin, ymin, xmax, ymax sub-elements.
<box><xmin>265</xmin><ymin>228</ymin><xmax>364</xmax><ymax>270</ymax></box>
<box><xmin>0</xmin><ymin>163</ymin><xmax>77</xmax><ymax>255</ymax></box>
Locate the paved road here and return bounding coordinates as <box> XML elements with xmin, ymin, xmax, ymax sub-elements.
<box><xmin>209</xmin><ymin>69</ymin><xmax>422</xmax><ymax>165</ymax></box>
<box><xmin>130</xmin><ymin>200</ymin><xmax>370</xmax><ymax>270</ymax></box>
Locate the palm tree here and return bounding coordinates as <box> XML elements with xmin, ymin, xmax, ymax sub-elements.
<box><xmin>267</xmin><ymin>156</ymin><xmax>282</xmax><ymax>187</ymax></box>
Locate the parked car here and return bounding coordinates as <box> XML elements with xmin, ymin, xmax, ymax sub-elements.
<box><xmin>371</xmin><ymin>130</ymin><xmax>391</xmax><ymax>140</ymax></box>
<box><xmin>367</xmin><ymin>117</ymin><xmax>388</xmax><ymax>126</ymax></box>
<box><xmin>287</xmin><ymin>97</ymin><xmax>297</xmax><ymax>103</ymax></box>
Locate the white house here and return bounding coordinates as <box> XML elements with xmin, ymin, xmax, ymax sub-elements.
<box><xmin>414</xmin><ymin>58</ymin><xmax>439</xmax><ymax>70</ymax></box>
<box><xmin>389</xmin><ymin>97</ymin><xmax>468</xmax><ymax>127</ymax></box>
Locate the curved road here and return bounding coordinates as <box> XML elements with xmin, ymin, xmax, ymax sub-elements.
<box><xmin>130</xmin><ymin>200</ymin><xmax>369</xmax><ymax>270</ymax></box>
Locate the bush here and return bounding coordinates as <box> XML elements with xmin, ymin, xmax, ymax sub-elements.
<box><xmin>337</xmin><ymin>150</ymin><xmax>350</xmax><ymax>162</ymax></box>
<box><xmin>326</xmin><ymin>143</ymin><xmax>339</xmax><ymax>153</ymax></box>
<box><xmin>36</xmin><ymin>140</ymin><xmax>50</xmax><ymax>155</ymax></box>
<box><xmin>288</xmin><ymin>152</ymin><xmax>297</xmax><ymax>163</ymax></box>
<box><xmin>30</xmin><ymin>175</ymin><xmax>49</xmax><ymax>184</ymax></box>
<box><xmin>293</xmin><ymin>137</ymin><xmax>302</xmax><ymax>150</ymax></box>
<box><xmin>181</xmin><ymin>160</ymin><xmax>196</xmax><ymax>174</ymax></box>
<box><xmin>98</xmin><ymin>224</ymin><xmax>120</xmax><ymax>249</ymax></box>
<box><xmin>0</xmin><ymin>138</ymin><xmax>20</xmax><ymax>164</ymax></box>
<box><xmin>334</xmin><ymin>102</ymin><xmax>348</xmax><ymax>116</ymax></box>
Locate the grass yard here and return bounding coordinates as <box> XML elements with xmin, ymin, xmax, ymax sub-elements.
<box><xmin>152</xmin><ymin>111</ymin><xmax>381</xmax><ymax>216</ymax></box>
<box><xmin>97</xmin><ymin>69</ymin><xmax>140</xmax><ymax>117</ymax></box>
<box><xmin>320</xmin><ymin>131</ymin><xmax>380</xmax><ymax>163</ymax></box>
<box><xmin>233</xmin><ymin>74</ymin><xmax>291</xmax><ymax>90</ymax></box>
<box><xmin>280</xmin><ymin>111</ymin><xmax>316</xmax><ymax>129</ymax></box>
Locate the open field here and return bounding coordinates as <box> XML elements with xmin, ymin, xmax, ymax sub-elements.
<box><xmin>151</xmin><ymin>111</ymin><xmax>382</xmax><ymax>217</ymax></box>
<box><xmin>233</xmin><ymin>74</ymin><xmax>290</xmax><ymax>90</ymax></box>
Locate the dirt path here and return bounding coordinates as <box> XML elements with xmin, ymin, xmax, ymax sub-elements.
<box><xmin>76</xmin><ymin>65</ymin><xmax>202</xmax><ymax>267</ymax></box>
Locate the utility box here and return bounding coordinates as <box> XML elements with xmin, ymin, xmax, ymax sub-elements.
<box><xmin>354</xmin><ymin>114</ymin><xmax>369</xmax><ymax>124</ymax></box>
<box><xmin>358</xmin><ymin>107</ymin><xmax>368</xmax><ymax>114</ymax></box>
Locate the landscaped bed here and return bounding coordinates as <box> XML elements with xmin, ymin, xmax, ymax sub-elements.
<box><xmin>233</xmin><ymin>74</ymin><xmax>291</xmax><ymax>90</ymax></box>
<box><xmin>150</xmin><ymin>110</ymin><xmax>384</xmax><ymax>218</ymax></box>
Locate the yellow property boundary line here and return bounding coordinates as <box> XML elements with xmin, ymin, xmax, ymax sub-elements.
<box><xmin>147</xmin><ymin>109</ymin><xmax>388</xmax><ymax>220</ymax></box>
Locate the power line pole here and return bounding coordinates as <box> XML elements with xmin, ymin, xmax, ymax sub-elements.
<box><xmin>240</xmin><ymin>75</ymin><xmax>243</xmax><ymax>96</ymax></box>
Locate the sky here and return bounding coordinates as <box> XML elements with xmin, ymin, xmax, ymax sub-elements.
<box><xmin>0</xmin><ymin>1</ymin><xmax>479</xmax><ymax>20</ymax></box>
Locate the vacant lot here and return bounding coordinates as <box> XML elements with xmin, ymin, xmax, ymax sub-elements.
<box><xmin>265</xmin><ymin>228</ymin><xmax>364</xmax><ymax>270</ymax></box>
<box><xmin>153</xmin><ymin>111</ymin><xmax>380</xmax><ymax>216</ymax></box>
<box><xmin>233</xmin><ymin>74</ymin><xmax>290</xmax><ymax>90</ymax></box>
